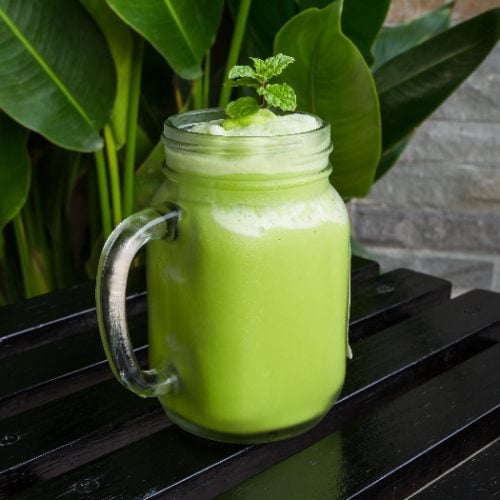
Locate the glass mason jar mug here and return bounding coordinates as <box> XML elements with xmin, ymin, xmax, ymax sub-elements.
<box><xmin>96</xmin><ymin>109</ymin><xmax>350</xmax><ymax>443</ymax></box>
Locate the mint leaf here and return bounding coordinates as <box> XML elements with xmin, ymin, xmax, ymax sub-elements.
<box><xmin>257</xmin><ymin>83</ymin><xmax>297</xmax><ymax>111</ymax></box>
<box><xmin>225</xmin><ymin>97</ymin><xmax>260</xmax><ymax>119</ymax></box>
<box><xmin>250</xmin><ymin>53</ymin><xmax>295</xmax><ymax>80</ymax></box>
<box><xmin>263</xmin><ymin>54</ymin><xmax>295</xmax><ymax>79</ymax></box>
<box><xmin>227</xmin><ymin>65</ymin><xmax>259</xmax><ymax>88</ymax></box>
<box><xmin>227</xmin><ymin>77</ymin><xmax>260</xmax><ymax>89</ymax></box>
<box><xmin>228</xmin><ymin>65</ymin><xmax>257</xmax><ymax>80</ymax></box>
<box><xmin>223</xmin><ymin>109</ymin><xmax>276</xmax><ymax>131</ymax></box>
<box><xmin>249</xmin><ymin>57</ymin><xmax>267</xmax><ymax>79</ymax></box>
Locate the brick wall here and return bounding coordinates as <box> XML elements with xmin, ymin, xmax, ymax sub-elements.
<box><xmin>386</xmin><ymin>0</ymin><xmax>500</xmax><ymax>23</ymax></box>
<box><xmin>349</xmin><ymin>1</ymin><xmax>500</xmax><ymax>294</ymax></box>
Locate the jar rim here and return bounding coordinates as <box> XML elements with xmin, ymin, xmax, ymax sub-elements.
<box><xmin>163</xmin><ymin>108</ymin><xmax>329</xmax><ymax>141</ymax></box>
<box><xmin>161</xmin><ymin>108</ymin><xmax>332</xmax><ymax>179</ymax></box>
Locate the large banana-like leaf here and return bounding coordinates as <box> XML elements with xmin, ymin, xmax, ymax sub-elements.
<box><xmin>0</xmin><ymin>113</ymin><xmax>30</xmax><ymax>231</ymax></box>
<box><xmin>0</xmin><ymin>0</ymin><xmax>116</xmax><ymax>152</ymax></box>
<box><xmin>297</xmin><ymin>0</ymin><xmax>390</xmax><ymax>66</ymax></box>
<box><xmin>376</xmin><ymin>8</ymin><xmax>500</xmax><ymax>151</ymax></box>
<box><xmin>107</xmin><ymin>0</ymin><xmax>224</xmax><ymax>80</ymax></box>
<box><xmin>275</xmin><ymin>0</ymin><xmax>381</xmax><ymax>198</ymax></box>
<box><xmin>140</xmin><ymin>43</ymin><xmax>176</xmax><ymax>141</ymax></box>
<box><xmin>81</xmin><ymin>0</ymin><xmax>133</xmax><ymax>149</ymax></box>
<box><xmin>41</xmin><ymin>148</ymin><xmax>83</xmax><ymax>288</ymax></box>
<box><xmin>372</xmin><ymin>2</ymin><xmax>453</xmax><ymax>72</ymax></box>
<box><xmin>341</xmin><ymin>0</ymin><xmax>391</xmax><ymax>66</ymax></box>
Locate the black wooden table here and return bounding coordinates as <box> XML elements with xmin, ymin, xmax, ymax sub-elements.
<box><xmin>1</xmin><ymin>257</ymin><xmax>499</xmax><ymax>499</ymax></box>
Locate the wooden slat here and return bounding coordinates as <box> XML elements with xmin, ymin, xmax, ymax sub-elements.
<box><xmin>0</xmin><ymin>256</ymin><xmax>377</xmax><ymax>362</ymax></box>
<box><xmin>0</xmin><ymin>257</ymin><xmax>378</xmax><ymax>350</ymax></box>
<box><xmin>0</xmin><ymin>269</ymin><xmax>449</xmax><ymax>420</ymax></box>
<box><xmin>351</xmin><ymin>255</ymin><xmax>379</xmax><ymax>284</ymax></box>
<box><xmin>0</xmin><ymin>270</ymin><xmax>146</xmax><ymax>358</ymax></box>
<box><xmin>349</xmin><ymin>268</ymin><xmax>450</xmax><ymax>341</ymax></box>
<box><xmin>410</xmin><ymin>438</ymin><xmax>500</xmax><ymax>499</ymax></box>
<box><xmin>5</xmin><ymin>290</ymin><xmax>498</xmax><ymax>499</ymax></box>
<box><xmin>0</xmin><ymin>407</ymin><xmax>169</xmax><ymax>499</ymax></box>
<box><xmin>0</xmin><ymin>379</ymin><xmax>158</xmax><ymax>474</ymax></box>
<box><xmin>0</xmin><ymin>315</ymin><xmax>147</xmax><ymax>404</ymax></box>
<box><xmin>0</xmin><ymin>346</ymin><xmax>148</xmax><ymax>422</ymax></box>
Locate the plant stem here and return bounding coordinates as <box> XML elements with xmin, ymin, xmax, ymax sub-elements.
<box><xmin>31</xmin><ymin>175</ymin><xmax>53</xmax><ymax>287</ymax></box>
<box><xmin>48</xmin><ymin>204</ymin><xmax>65</xmax><ymax>289</ymax></box>
<box><xmin>94</xmin><ymin>149</ymin><xmax>112</xmax><ymax>239</ymax></box>
<box><xmin>23</xmin><ymin>192</ymin><xmax>53</xmax><ymax>291</ymax></box>
<box><xmin>218</xmin><ymin>0</ymin><xmax>252</xmax><ymax>107</ymax></box>
<box><xmin>104</xmin><ymin>125</ymin><xmax>122</xmax><ymax>227</ymax></box>
<box><xmin>0</xmin><ymin>231</ymin><xmax>9</xmax><ymax>305</ymax></box>
<box><xmin>173</xmin><ymin>76</ymin><xmax>184</xmax><ymax>112</ymax></box>
<box><xmin>123</xmin><ymin>36</ymin><xmax>144</xmax><ymax>218</ymax></box>
<box><xmin>193</xmin><ymin>77</ymin><xmax>203</xmax><ymax>110</ymax></box>
<box><xmin>12</xmin><ymin>213</ymin><xmax>34</xmax><ymax>298</ymax></box>
<box><xmin>183</xmin><ymin>94</ymin><xmax>193</xmax><ymax>112</ymax></box>
<box><xmin>87</xmin><ymin>162</ymin><xmax>99</xmax><ymax>245</ymax></box>
<box><xmin>203</xmin><ymin>50</ymin><xmax>211</xmax><ymax>108</ymax></box>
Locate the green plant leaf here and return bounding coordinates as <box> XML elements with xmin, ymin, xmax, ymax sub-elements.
<box><xmin>257</xmin><ymin>84</ymin><xmax>297</xmax><ymax>110</ymax></box>
<box><xmin>139</xmin><ymin>42</ymin><xmax>176</xmax><ymax>141</ymax></box>
<box><xmin>341</xmin><ymin>0</ymin><xmax>391</xmax><ymax>66</ymax></box>
<box><xmin>0</xmin><ymin>228</ymin><xmax>24</xmax><ymax>303</ymax></box>
<box><xmin>107</xmin><ymin>0</ymin><xmax>224</xmax><ymax>80</ymax></box>
<box><xmin>229</xmin><ymin>0</ymin><xmax>297</xmax><ymax>59</ymax></box>
<box><xmin>0</xmin><ymin>113</ymin><xmax>30</xmax><ymax>231</ymax></box>
<box><xmin>80</xmin><ymin>0</ymin><xmax>133</xmax><ymax>149</ymax></box>
<box><xmin>251</xmin><ymin>53</ymin><xmax>295</xmax><ymax>80</ymax></box>
<box><xmin>297</xmin><ymin>0</ymin><xmax>390</xmax><ymax>66</ymax></box>
<box><xmin>134</xmin><ymin>124</ymin><xmax>154</xmax><ymax>166</ymax></box>
<box><xmin>375</xmin><ymin>8</ymin><xmax>500</xmax><ymax>151</ymax></box>
<box><xmin>85</xmin><ymin>233</ymin><xmax>104</xmax><ymax>280</ymax></box>
<box><xmin>0</xmin><ymin>232</ymin><xmax>9</xmax><ymax>305</ymax></box>
<box><xmin>0</xmin><ymin>0</ymin><xmax>116</xmax><ymax>152</ymax></box>
<box><xmin>372</xmin><ymin>2</ymin><xmax>453</xmax><ymax>72</ymax></box>
<box><xmin>375</xmin><ymin>134</ymin><xmax>413</xmax><ymax>181</ymax></box>
<box><xmin>227</xmin><ymin>77</ymin><xmax>261</xmax><ymax>89</ymax></box>
<box><xmin>350</xmin><ymin>236</ymin><xmax>373</xmax><ymax>259</ymax></box>
<box><xmin>32</xmin><ymin>147</ymin><xmax>83</xmax><ymax>288</ymax></box>
<box><xmin>134</xmin><ymin>141</ymin><xmax>164</xmax><ymax>211</ymax></box>
<box><xmin>228</xmin><ymin>65</ymin><xmax>258</xmax><ymax>80</ymax></box>
<box><xmin>275</xmin><ymin>0</ymin><xmax>381</xmax><ymax>198</ymax></box>
<box><xmin>296</xmin><ymin>0</ymin><xmax>330</xmax><ymax>10</ymax></box>
<box><xmin>225</xmin><ymin>97</ymin><xmax>260</xmax><ymax>118</ymax></box>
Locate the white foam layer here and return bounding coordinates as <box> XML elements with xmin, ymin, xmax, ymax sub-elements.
<box><xmin>212</xmin><ymin>187</ymin><xmax>348</xmax><ymax>237</ymax></box>
<box><xmin>190</xmin><ymin>113</ymin><xmax>320</xmax><ymax>136</ymax></box>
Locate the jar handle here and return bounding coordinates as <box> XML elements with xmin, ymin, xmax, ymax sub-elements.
<box><xmin>96</xmin><ymin>203</ymin><xmax>180</xmax><ymax>398</ymax></box>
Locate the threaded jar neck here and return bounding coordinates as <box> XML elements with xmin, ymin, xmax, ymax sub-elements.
<box><xmin>162</xmin><ymin>109</ymin><xmax>332</xmax><ymax>181</ymax></box>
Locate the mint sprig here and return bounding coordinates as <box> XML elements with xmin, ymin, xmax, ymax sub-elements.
<box><xmin>250</xmin><ymin>53</ymin><xmax>295</xmax><ymax>80</ymax></box>
<box><xmin>224</xmin><ymin>53</ymin><xmax>297</xmax><ymax>120</ymax></box>
<box><xmin>225</xmin><ymin>96</ymin><xmax>260</xmax><ymax>118</ymax></box>
<box><xmin>257</xmin><ymin>83</ymin><xmax>296</xmax><ymax>110</ymax></box>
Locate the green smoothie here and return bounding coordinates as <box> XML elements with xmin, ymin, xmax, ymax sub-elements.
<box><xmin>146</xmin><ymin>109</ymin><xmax>350</xmax><ymax>442</ymax></box>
